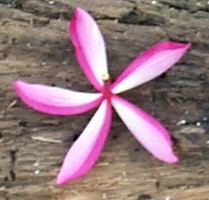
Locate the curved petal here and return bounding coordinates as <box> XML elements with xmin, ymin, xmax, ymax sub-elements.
<box><xmin>111</xmin><ymin>41</ymin><xmax>191</xmax><ymax>94</ymax></box>
<box><xmin>70</xmin><ymin>8</ymin><xmax>108</xmax><ymax>91</ymax></box>
<box><xmin>13</xmin><ymin>80</ymin><xmax>103</xmax><ymax>115</ymax></box>
<box><xmin>111</xmin><ymin>95</ymin><xmax>178</xmax><ymax>163</ymax></box>
<box><xmin>56</xmin><ymin>100</ymin><xmax>112</xmax><ymax>185</ymax></box>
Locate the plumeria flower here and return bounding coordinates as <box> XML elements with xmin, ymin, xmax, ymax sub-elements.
<box><xmin>13</xmin><ymin>8</ymin><xmax>190</xmax><ymax>185</ymax></box>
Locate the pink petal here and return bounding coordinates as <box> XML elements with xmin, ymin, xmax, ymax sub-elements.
<box><xmin>70</xmin><ymin>8</ymin><xmax>108</xmax><ymax>91</ymax></box>
<box><xmin>56</xmin><ymin>100</ymin><xmax>112</xmax><ymax>185</ymax></box>
<box><xmin>111</xmin><ymin>41</ymin><xmax>191</xmax><ymax>93</ymax></box>
<box><xmin>13</xmin><ymin>80</ymin><xmax>103</xmax><ymax>115</ymax></box>
<box><xmin>111</xmin><ymin>95</ymin><xmax>178</xmax><ymax>163</ymax></box>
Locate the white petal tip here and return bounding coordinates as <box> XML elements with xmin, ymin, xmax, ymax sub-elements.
<box><xmin>56</xmin><ymin>178</ymin><xmax>64</xmax><ymax>186</ymax></box>
<box><xmin>163</xmin><ymin>153</ymin><xmax>179</xmax><ymax>164</ymax></box>
<box><xmin>56</xmin><ymin>173</ymin><xmax>73</xmax><ymax>186</ymax></box>
<box><xmin>13</xmin><ymin>80</ymin><xmax>23</xmax><ymax>89</ymax></box>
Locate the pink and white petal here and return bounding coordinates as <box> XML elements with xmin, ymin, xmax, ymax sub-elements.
<box><xmin>13</xmin><ymin>80</ymin><xmax>103</xmax><ymax>115</ymax></box>
<box><xmin>111</xmin><ymin>95</ymin><xmax>178</xmax><ymax>163</ymax></box>
<box><xmin>70</xmin><ymin>8</ymin><xmax>108</xmax><ymax>91</ymax></box>
<box><xmin>111</xmin><ymin>41</ymin><xmax>191</xmax><ymax>94</ymax></box>
<box><xmin>56</xmin><ymin>100</ymin><xmax>112</xmax><ymax>185</ymax></box>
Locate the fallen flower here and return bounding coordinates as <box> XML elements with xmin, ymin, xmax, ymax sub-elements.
<box><xmin>13</xmin><ymin>7</ymin><xmax>191</xmax><ymax>185</ymax></box>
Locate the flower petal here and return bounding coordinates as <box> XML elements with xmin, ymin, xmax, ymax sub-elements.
<box><xmin>111</xmin><ymin>95</ymin><xmax>178</xmax><ymax>163</ymax></box>
<box><xmin>70</xmin><ymin>8</ymin><xmax>108</xmax><ymax>91</ymax></box>
<box><xmin>13</xmin><ymin>80</ymin><xmax>103</xmax><ymax>115</ymax></box>
<box><xmin>56</xmin><ymin>100</ymin><xmax>112</xmax><ymax>185</ymax></box>
<box><xmin>111</xmin><ymin>41</ymin><xmax>191</xmax><ymax>93</ymax></box>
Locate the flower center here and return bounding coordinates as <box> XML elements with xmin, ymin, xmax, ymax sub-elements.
<box><xmin>102</xmin><ymin>73</ymin><xmax>112</xmax><ymax>100</ymax></box>
<box><xmin>102</xmin><ymin>73</ymin><xmax>110</xmax><ymax>81</ymax></box>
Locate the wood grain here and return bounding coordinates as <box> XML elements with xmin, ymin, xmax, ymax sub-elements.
<box><xmin>0</xmin><ymin>0</ymin><xmax>209</xmax><ymax>199</ymax></box>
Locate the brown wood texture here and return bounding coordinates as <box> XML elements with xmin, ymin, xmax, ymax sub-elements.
<box><xmin>0</xmin><ymin>0</ymin><xmax>209</xmax><ymax>199</ymax></box>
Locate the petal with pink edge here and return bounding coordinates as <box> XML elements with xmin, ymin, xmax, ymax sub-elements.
<box><xmin>111</xmin><ymin>95</ymin><xmax>178</xmax><ymax>163</ymax></box>
<box><xmin>111</xmin><ymin>41</ymin><xmax>191</xmax><ymax>94</ymax></box>
<box><xmin>70</xmin><ymin>8</ymin><xmax>108</xmax><ymax>91</ymax></box>
<box><xmin>13</xmin><ymin>80</ymin><xmax>103</xmax><ymax>115</ymax></box>
<box><xmin>56</xmin><ymin>100</ymin><xmax>112</xmax><ymax>185</ymax></box>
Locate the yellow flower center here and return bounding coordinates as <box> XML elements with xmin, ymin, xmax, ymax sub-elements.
<box><xmin>102</xmin><ymin>73</ymin><xmax>110</xmax><ymax>81</ymax></box>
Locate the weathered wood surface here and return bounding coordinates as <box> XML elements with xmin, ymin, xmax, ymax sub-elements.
<box><xmin>0</xmin><ymin>0</ymin><xmax>209</xmax><ymax>199</ymax></box>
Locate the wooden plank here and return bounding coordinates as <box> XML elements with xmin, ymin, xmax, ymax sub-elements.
<box><xmin>0</xmin><ymin>0</ymin><xmax>209</xmax><ymax>199</ymax></box>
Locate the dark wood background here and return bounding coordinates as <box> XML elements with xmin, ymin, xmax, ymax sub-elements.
<box><xmin>0</xmin><ymin>0</ymin><xmax>209</xmax><ymax>199</ymax></box>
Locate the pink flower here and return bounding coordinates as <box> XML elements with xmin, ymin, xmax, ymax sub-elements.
<box><xmin>13</xmin><ymin>8</ymin><xmax>190</xmax><ymax>185</ymax></box>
